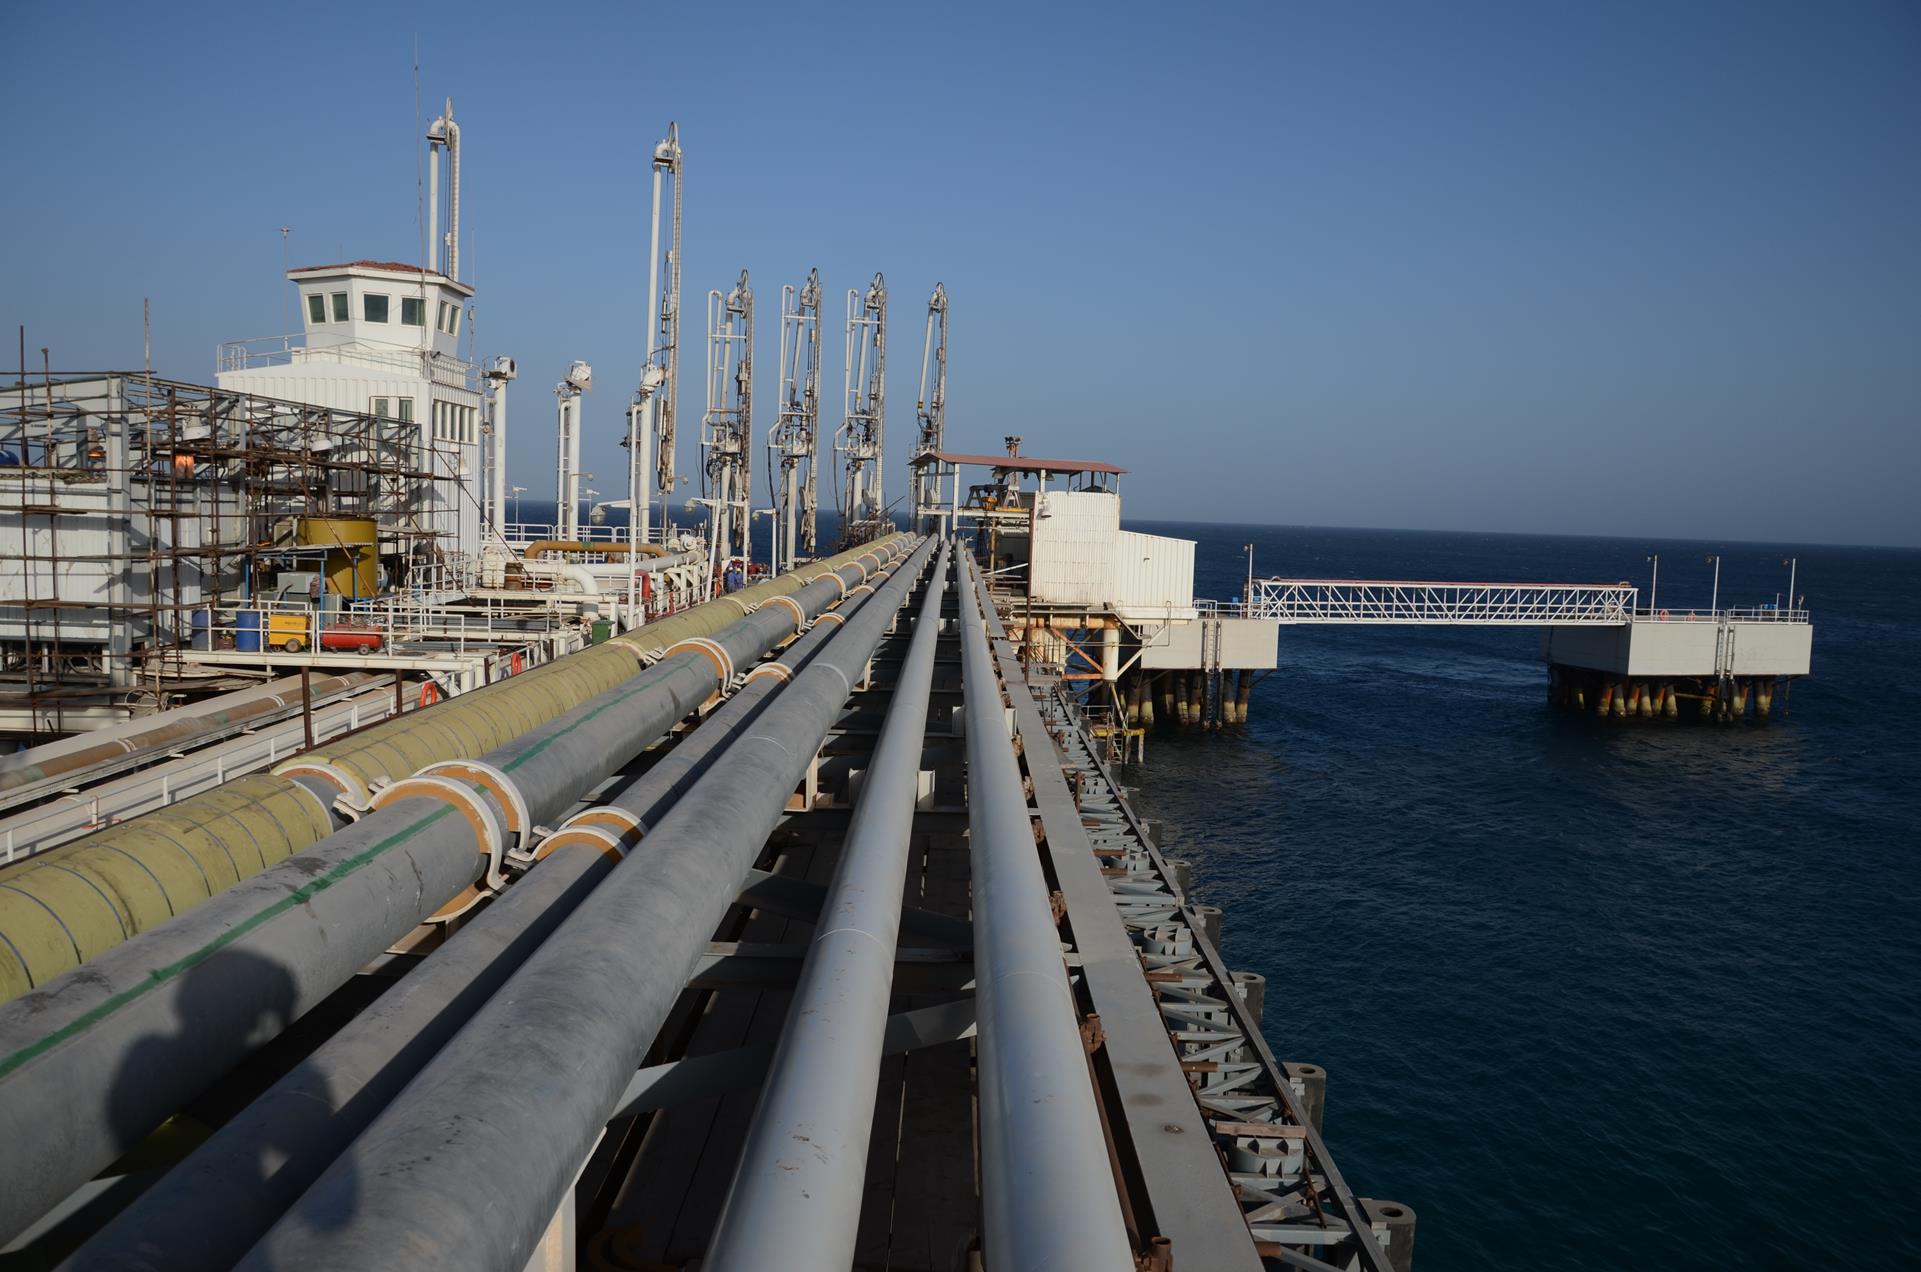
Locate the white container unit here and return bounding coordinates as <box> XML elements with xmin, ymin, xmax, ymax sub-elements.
<box><xmin>1027</xmin><ymin>490</ymin><xmax>1120</xmax><ymax>606</ymax></box>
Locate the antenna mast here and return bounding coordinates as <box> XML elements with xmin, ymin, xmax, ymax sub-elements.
<box><xmin>768</xmin><ymin>269</ymin><xmax>822</xmax><ymax>572</ymax></box>
<box><xmin>912</xmin><ymin>283</ymin><xmax>948</xmax><ymax>533</ymax></box>
<box><xmin>834</xmin><ymin>272</ymin><xmax>887</xmax><ymax>548</ymax></box>
<box><xmin>702</xmin><ymin>270</ymin><xmax>753</xmax><ymax>574</ymax></box>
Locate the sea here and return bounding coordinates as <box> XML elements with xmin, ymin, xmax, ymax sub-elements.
<box><xmin>522</xmin><ymin>499</ymin><xmax>1919</xmax><ymax>1267</ymax></box>
<box><xmin>1124</xmin><ymin>520</ymin><xmax>1921</xmax><ymax>1271</ymax></box>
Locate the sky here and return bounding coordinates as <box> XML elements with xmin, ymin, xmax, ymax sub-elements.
<box><xmin>4</xmin><ymin>0</ymin><xmax>1917</xmax><ymax>547</ymax></box>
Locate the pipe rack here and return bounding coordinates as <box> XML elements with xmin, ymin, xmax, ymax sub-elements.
<box><xmin>0</xmin><ymin>538</ymin><xmax>912</xmax><ymax>1244</ymax></box>
<box><xmin>705</xmin><ymin>539</ymin><xmax>951</xmax><ymax>1269</ymax></box>
<box><xmin>235</xmin><ymin>536</ymin><xmax>934</xmax><ymax>1270</ymax></box>
<box><xmin>957</xmin><ymin>549</ymin><xmax>1135</xmax><ymax>1270</ymax></box>
<box><xmin>61</xmin><ymin>557</ymin><xmax>904</xmax><ymax>1272</ymax></box>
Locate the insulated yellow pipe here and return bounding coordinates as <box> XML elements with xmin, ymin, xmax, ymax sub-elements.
<box><xmin>0</xmin><ymin>535</ymin><xmax>909</xmax><ymax>1001</ymax></box>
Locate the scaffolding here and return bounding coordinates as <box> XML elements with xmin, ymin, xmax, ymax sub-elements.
<box><xmin>1</xmin><ymin>369</ymin><xmax>463</xmax><ymax>736</ymax></box>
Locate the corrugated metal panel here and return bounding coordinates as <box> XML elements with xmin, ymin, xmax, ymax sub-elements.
<box><xmin>1029</xmin><ymin>490</ymin><xmax>1119</xmax><ymax>605</ymax></box>
<box><xmin>1113</xmin><ymin>530</ymin><xmax>1195</xmax><ymax>611</ymax></box>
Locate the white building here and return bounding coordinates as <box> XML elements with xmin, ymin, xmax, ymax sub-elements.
<box><xmin>218</xmin><ymin>259</ymin><xmax>485</xmax><ymax>565</ymax></box>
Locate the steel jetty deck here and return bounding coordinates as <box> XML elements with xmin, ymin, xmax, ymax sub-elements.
<box><xmin>0</xmin><ymin>536</ymin><xmax>1410</xmax><ymax>1271</ymax></box>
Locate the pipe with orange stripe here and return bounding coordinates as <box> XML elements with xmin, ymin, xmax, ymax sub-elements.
<box><xmin>0</xmin><ymin>534</ymin><xmax>912</xmax><ymax>1007</ymax></box>
<box><xmin>57</xmin><ymin>542</ymin><xmax>915</xmax><ymax>1272</ymax></box>
<box><xmin>0</xmin><ymin>538</ymin><xmax>920</xmax><ymax>1246</ymax></box>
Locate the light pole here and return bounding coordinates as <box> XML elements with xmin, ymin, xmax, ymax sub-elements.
<box><xmin>1783</xmin><ymin>557</ymin><xmax>1797</xmax><ymax>614</ymax></box>
<box><xmin>278</xmin><ymin>227</ymin><xmax>292</xmax><ymax>334</ymax></box>
<box><xmin>1243</xmin><ymin>543</ymin><xmax>1254</xmax><ymax>616</ymax></box>
<box><xmin>1647</xmin><ymin>553</ymin><xmax>1659</xmax><ymax>617</ymax></box>
<box><xmin>1707</xmin><ymin>554</ymin><xmax>1721</xmax><ymax>614</ymax></box>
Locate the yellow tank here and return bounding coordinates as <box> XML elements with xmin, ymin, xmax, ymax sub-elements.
<box><xmin>297</xmin><ymin>517</ymin><xmax>380</xmax><ymax>599</ymax></box>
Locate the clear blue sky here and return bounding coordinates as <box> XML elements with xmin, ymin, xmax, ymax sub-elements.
<box><xmin>5</xmin><ymin>1</ymin><xmax>1916</xmax><ymax>546</ymax></box>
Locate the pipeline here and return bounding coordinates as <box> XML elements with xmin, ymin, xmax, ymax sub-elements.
<box><xmin>59</xmin><ymin>560</ymin><xmax>903</xmax><ymax>1272</ymax></box>
<box><xmin>521</xmin><ymin>539</ymin><xmax>671</xmax><ymax>559</ymax></box>
<box><xmin>705</xmin><ymin>540</ymin><xmax>951</xmax><ymax>1270</ymax></box>
<box><xmin>0</xmin><ymin>672</ymin><xmax>371</xmax><ymax>804</ymax></box>
<box><xmin>0</xmin><ymin>535</ymin><xmax>909</xmax><ymax>1001</ymax></box>
<box><xmin>956</xmin><ymin>550</ymin><xmax>1135</xmax><ymax>1269</ymax></box>
<box><xmin>237</xmin><ymin>537</ymin><xmax>935</xmax><ymax>1272</ymax></box>
<box><xmin>0</xmin><ymin>537</ymin><xmax>914</xmax><ymax>1245</ymax></box>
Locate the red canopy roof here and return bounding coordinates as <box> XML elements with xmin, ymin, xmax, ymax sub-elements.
<box><xmin>914</xmin><ymin>449</ymin><xmax>1125</xmax><ymax>476</ymax></box>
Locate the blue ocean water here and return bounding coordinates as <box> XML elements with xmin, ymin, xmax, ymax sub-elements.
<box><xmin>1126</xmin><ymin>522</ymin><xmax>1921</xmax><ymax>1270</ymax></box>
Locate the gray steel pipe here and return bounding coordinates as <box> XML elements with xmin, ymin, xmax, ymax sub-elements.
<box><xmin>59</xmin><ymin>838</ymin><xmax>616</xmax><ymax>1272</ymax></box>
<box><xmin>956</xmin><ymin>550</ymin><xmax>1134</xmax><ymax>1270</ymax></box>
<box><xmin>59</xmin><ymin>566</ymin><xmax>902</xmax><ymax>1272</ymax></box>
<box><xmin>705</xmin><ymin>540</ymin><xmax>951</xmax><ymax>1270</ymax></box>
<box><xmin>0</xmin><ymin>539</ymin><xmax>910</xmax><ymax>1246</ymax></box>
<box><xmin>240</xmin><ymin>536</ymin><xmax>934</xmax><ymax>1272</ymax></box>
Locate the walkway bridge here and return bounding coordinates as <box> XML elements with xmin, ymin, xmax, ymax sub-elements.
<box><xmin>1244</xmin><ymin>579</ymin><xmax>1639</xmax><ymax>625</ymax></box>
<box><xmin>1217</xmin><ymin>577</ymin><xmax>1813</xmax><ymax>722</ymax></box>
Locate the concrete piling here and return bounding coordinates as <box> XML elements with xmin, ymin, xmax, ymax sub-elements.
<box><xmin>1357</xmin><ymin>1198</ymin><xmax>1419</xmax><ymax>1272</ymax></box>
<box><xmin>1282</xmin><ymin>1061</ymin><xmax>1327</xmax><ymax>1135</ymax></box>
<box><xmin>1231</xmin><ymin>970</ymin><xmax>1266</xmax><ymax>1026</ymax></box>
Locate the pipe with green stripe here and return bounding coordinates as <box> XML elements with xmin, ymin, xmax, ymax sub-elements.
<box><xmin>0</xmin><ymin>535</ymin><xmax>908</xmax><ymax>1002</ymax></box>
<box><xmin>0</xmin><ymin>534</ymin><xmax>916</xmax><ymax>1244</ymax></box>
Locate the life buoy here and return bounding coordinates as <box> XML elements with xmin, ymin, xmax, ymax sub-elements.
<box><xmin>510</xmin><ymin>651</ymin><xmax>524</xmax><ymax>675</ymax></box>
<box><xmin>418</xmin><ymin>682</ymin><xmax>440</xmax><ymax>708</ymax></box>
<box><xmin>1658</xmin><ymin>609</ymin><xmax>1670</xmax><ymax>620</ymax></box>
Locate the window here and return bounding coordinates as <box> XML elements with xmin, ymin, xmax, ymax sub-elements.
<box><xmin>398</xmin><ymin>397</ymin><xmax>414</xmax><ymax>422</ymax></box>
<box><xmin>447</xmin><ymin>302</ymin><xmax>462</xmax><ymax>334</ymax></box>
<box><xmin>307</xmin><ymin>294</ymin><xmax>326</xmax><ymax>324</ymax></box>
<box><xmin>371</xmin><ymin>396</ymin><xmax>391</xmax><ymax>418</ymax></box>
<box><xmin>329</xmin><ymin>292</ymin><xmax>348</xmax><ymax>322</ymax></box>
<box><xmin>401</xmin><ymin>297</ymin><xmax>425</xmax><ymax>326</ymax></box>
<box><xmin>363</xmin><ymin>293</ymin><xmax>390</xmax><ymax>323</ymax></box>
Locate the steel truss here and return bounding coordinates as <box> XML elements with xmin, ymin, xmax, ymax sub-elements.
<box><xmin>834</xmin><ymin>272</ymin><xmax>887</xmax><ymax>546</ymax></box>
<box><xmin>701</xmin><ymin>270</ymin><xmax>753</xmax><ymax>571</ymax></box>
<box><xmin>768</xmin><ymin>269</ymin><xmax>822</xmax><ymax>571</ymax></box>
<box><xmin>1248</xmin><ymin>578</ymin><xmax>1637</xmax><ymax>625</ymax></box>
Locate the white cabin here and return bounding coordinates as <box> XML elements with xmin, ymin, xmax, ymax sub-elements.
<box><xmin>217</xmin><ymin>260</ymin><xmax>484</xmax><ymax>566</ymax></box>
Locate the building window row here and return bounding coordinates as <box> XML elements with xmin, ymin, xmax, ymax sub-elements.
<box><xmin>305</xmin><ymin>291</ymin><xmax>449</xmax><ymax>331</ymax></box>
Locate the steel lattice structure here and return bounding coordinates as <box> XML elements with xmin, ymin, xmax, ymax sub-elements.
<box><xmin>1248</xmin><ymin>579</ymin><xmax>1638</xmax><ymax>625</ymax></box>
<box><xmin>911</xmin><ymin>283</ymin><xmax>947</xmax><ymax>530</ymax></box>
<box><xmin>767</xmin><ymin>269</ymin><xmax>822</xmax><ymax>571</ymax></box>
<box><xmin>834</xmin><ymin>272</ymin><xmax>887</xmax><ymax>546</ymax></box>
<box><xmin>701</xmin><ymin>270</ymin><xmax>753</xmax><ymax>569</ymax></box>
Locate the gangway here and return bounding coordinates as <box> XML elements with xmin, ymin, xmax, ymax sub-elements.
<box><xmin>1244</xmin><ymin>579</ymin><xmax>1639</xmax><ymax>625</ymax></box>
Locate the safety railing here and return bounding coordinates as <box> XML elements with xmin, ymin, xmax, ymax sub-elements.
<box><xmin>218</xmin><ymin>335</ymin><xmax>477</xmax><ymax>391</ymax></box>
<box><xmin>180</xmin><ymin>596</ymin><xmax>573</xmax><ymax>660</ymax></box>
<box><xmin>1632</xmin><ymin>605</ymin><xmax>1810</xmax><ymax>624</ymax></box>
<box><xmin>500</xmin><ymin>521</ymin><xmax>668</xmax><ymax>546</ymax></box>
